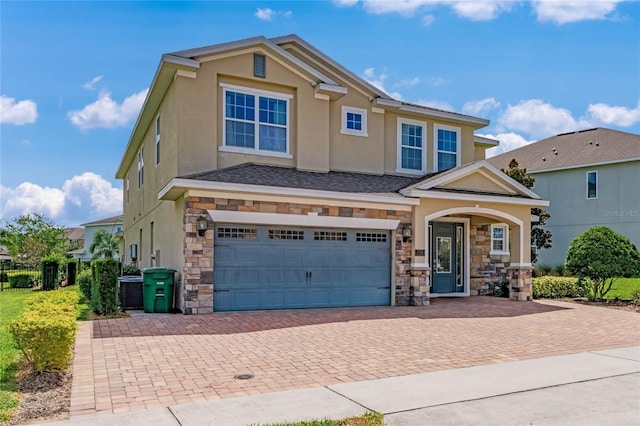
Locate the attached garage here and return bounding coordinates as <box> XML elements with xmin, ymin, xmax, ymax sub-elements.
<box><xmin>213</xmin><ymin>225</ymin><xmax>392</xmax><ymax>311</ymax></box>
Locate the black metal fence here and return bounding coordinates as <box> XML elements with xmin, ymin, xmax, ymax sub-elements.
<box><xmin>0</xmin><ymin>260</ymin><xmax>89</xmax><ymax>292</ymax></box>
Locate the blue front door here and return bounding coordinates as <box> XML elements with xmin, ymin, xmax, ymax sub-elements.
<box><xmin>213</xmin><ymin>226</ymin><xmax>391</xmax><ymax>311</ymax></box>
<box><xmin>431</xmin><ymin>222</ymin><xmax>464</xmax><ymax>294</ymax></box>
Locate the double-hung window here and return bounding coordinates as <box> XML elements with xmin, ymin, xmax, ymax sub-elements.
<box><xmin>341</xmin><ymin>106</ymin><xmax>367</xmax><ymax>137</ymax></box>
<box><xmin>397</xmin><ymin>118</ymin><xmax>426</xmax><ymax>174</ymax></box>
<box><xmin>434</xmin><ymin>124</ymin><xmax>461</xmax><ymax>172</ymax></box>
<box><xmin>490</xmin><ymin>224</ymin><xmax>509</xmax><ymax>255</ymax></box>
<box><xmin>586</xmin><ymin>171</ymin><xmax>597</xmax><ymax>199</ymax></box>
<box><xmin>221</xmin><ymin>84</ymin><xmax>291</xmax><ymax>157</ymax></box>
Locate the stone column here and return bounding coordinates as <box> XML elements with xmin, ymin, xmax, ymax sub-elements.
<box><xmin>409</xmin><ymin>267</ymin><xmax>430</xmax><ymax>306</ymax></box>
<box><xmin>507</xmin><ymin>265</ymin><xmax>533</xmax><ymax>301</ymax></box>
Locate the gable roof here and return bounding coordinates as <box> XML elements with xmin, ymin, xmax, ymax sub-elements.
<box><xmin>65</xmin><ymin>227</ymin><xmax>85</xmax><ymax>241</ymax></box>
<box><xmin>487</xmin><ymin>128</ymin><xmax>640</xmax><ymax>173</ymax></box>
<box><xmin>400</xmin><ymin>160</ymin><xmax>548</xmax><ymax>206</ymax></box>
<box><xmin>81</xmin><ymin>215</ymin><xmax>123</xmax><ymax>227</ymax></box>
<box><xmin>116</xmin><ymin>34</ymin><xmax>490</xmax><ymax>179</ymax></box>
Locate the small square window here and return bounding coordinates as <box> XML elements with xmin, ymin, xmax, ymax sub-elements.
<box><xmin>341</xmin><ymin>106</ymin><xmax>367</xmax><ymax>137</ymax></box>
<box><xmin>490</xmin><ymin>224</ymin><xmax>509</xmax><ymax>255</ymax></box>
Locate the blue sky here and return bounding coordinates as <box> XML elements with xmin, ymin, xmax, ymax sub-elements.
<box><xmin>1</xmin><ymin>0</ymin><xmax>639</xmax><ymax>227</ymax></box>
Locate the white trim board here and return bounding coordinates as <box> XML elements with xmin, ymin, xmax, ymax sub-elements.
<box><xmin>207</xmin><ymin>210</ymin><xmax>400</xmax><ymax>230</ymax></box>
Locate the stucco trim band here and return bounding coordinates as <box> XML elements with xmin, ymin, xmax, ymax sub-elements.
<box><xmin>207</xmin><ymin>210</ymin><xmax>400</xmax><ymax>230</ymax></box>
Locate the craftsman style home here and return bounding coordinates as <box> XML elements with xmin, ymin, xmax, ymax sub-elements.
<box><xmin>116</xmin><ymin>35</ymin><xmax>548</xmax><ymax>314</ymax></box>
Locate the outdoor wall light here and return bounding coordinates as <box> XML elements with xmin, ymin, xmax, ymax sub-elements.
<box><xmin>401</xmin><ymin>224</ymin><xmax>412</xmax><ymax>242</ymax></box>
<box><xmin>196</xmin><ymin>216</ymin><xmax>208</xmax><ymax>237</ymax></box>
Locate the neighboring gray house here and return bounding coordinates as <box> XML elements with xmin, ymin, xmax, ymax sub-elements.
<box><xmin>80</xmin><ymin>215</ymin><xmax>123</xmax><ymax>259</ymax></box>
<box><xmin>489</xmin><ymin>128</ymin><xmax>640</xmax><ymax>265</ymax></box>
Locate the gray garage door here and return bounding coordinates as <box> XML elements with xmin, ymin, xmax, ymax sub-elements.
<box><xmin>213</xmin><ymin>225</ymin><xmax>391</xmax><ymax>311</ymax></box>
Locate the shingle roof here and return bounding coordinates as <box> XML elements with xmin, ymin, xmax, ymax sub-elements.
<box><xmin>487</xmin><ymin>128</ymin><xmax>640</xmax><ymax>173</ymax></box>
<box><xmin>65</xmin><ymin>227</ymin><xmax>85</xmax><ymax>241</ymax></box>
<box><xmin>180</xmin><ymin>163</ymin><xmax>433</xmax><ymax>194</ymax></box>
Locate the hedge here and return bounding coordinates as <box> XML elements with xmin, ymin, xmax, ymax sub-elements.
<box><xmin>91</xmin><ymin>258</ymin><xmax>119</xmax><ymax>315</ymax></box>
<box><xmin>9</xmin><ymin>291</ymin><xmax>78</xmax><ymax>373</ymax></box>
<box><xmin>77</xmin><ymin>269</ymin><xmax>93</xmax><ymax>301</ymax></box>
<box><xmin>532</xmin><ymin>276</ymin><xmax>587</xmax><ymax>299</ymax></box>
<box><xmin>8</xmin><ymin>273</ymin><xmax>35</xmax><ymax>288</ymax></box>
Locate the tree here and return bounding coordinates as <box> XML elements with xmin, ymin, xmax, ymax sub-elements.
<box><xmin>566</xmin><ymin>226</ymin><xmax>640</xmax><ymax>300</ymax></box>
<box><xmin>501</xmin><ymin>159</ymin><xmax>552</xmax><ymax>263</ymax></box>
<box><xmin>89</xmin><ymin>229</ymin><xmax>119</xmax><ymax>259</ymax></box>
<box><xmin>0</xmin><ymin>214</ymin><xmax>67</xmax><ymax>262</ymax></box>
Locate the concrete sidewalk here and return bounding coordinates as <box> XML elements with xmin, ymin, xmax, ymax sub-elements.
<box><xmin>45</xmin><ymin>346</ymin><xmax>640</xmax><ymax>426</ymax></box>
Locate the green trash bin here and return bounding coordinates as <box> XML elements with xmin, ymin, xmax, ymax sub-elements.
<box><xmin>142</xmin><ymin>268</ymin><xmax>176</xmax><ymax>313</ymax></box>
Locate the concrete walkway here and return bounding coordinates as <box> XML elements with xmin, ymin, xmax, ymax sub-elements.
<box><xmin>46</xmin><ymin>346</ymin><xmax>640</xmax><ymax>426</ymax></box>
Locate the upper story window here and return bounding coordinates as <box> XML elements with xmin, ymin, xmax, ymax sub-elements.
<box><xmin>126</xmin><ymin>175</ymin><xmax>130</xmax><ymax>204</ymax></box>
<box><xmin>490</xmin><ymin>224</ymin><xmax>509</xmax><ymax>255</ymax></box>
<box><xmin>220</xmin><ymin>83</ymin><xmax>292</xmax><ymax>158</ymax></box>
<box><xmin>155</xmin><ymin>116</ymin><xmax>160</xmax><ymax>166</ymax></box>
<box><xmin>341</xmin><ymin>106</ymin><xmax>367</xmax><ymax>137</ymax></box>
<box><xmin>434</xmin><ymin>124</ymin><xmax>461</xmax><ymax>172</ymax></box>
<box><xmin>397</xmin><ymin>118</ymin><xmax>426</xmax><ymax>174</ymax></box>
<box><xmin>587</xmin><ymin>171</ymin><xmax>597</xmax><ymax>199</ymax></box>
<box><xmin>137</xmin><ymin>148</ymin><xmax>144</xmax><ymax>189</ymax></box>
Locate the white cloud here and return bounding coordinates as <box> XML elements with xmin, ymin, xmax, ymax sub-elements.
<box><xmin>481</xmin><ymin>132</ymin><xmax>536</xmax><ymax>158</ymax></box>
<box><xmin>422</xmin><ymin>14</ymin><xmax>435</xmax><ymax>26</ymax></box>
<box><xmin>62</xmin><ymin>173</ymin><xmax>123</xmax><ymax>215</ymax></box>
<box><xmin>532</xmin><ymin>0</ymin><xmax>623</xmax><ymax>24</ymax></box>
<box><xmin>497</xmin><ymin>99</ymin><xmax>586</xmax><ymax>139</ymax></box>
<box><xmin>255</xmin><ymin>8</ymin><xmax>275</xmax><ymax>20</ymax></box>
<box><xmin>333</xmin><ymin>0</ymin><xmax>358</xmax><ymax>6</ymax></box>
<box><xmin>82</xmin><ymin>75</ymin><xmax>103</xmax><ymax>90</ymax></box>
<box><xmin>428</xmin><ymin>77</ymin><xmax>449</xmax><ymax>86</ymax></box>
<box><xmin>1</xmin><ymin>173</ymin><xmax>122</xmax><ymax>225</ymax></box>
<box><xmin>67</xmin><ymin>88</ymin><xmax>148</xmax><ymax>130</ymax></box>
<box><xmin>415</xmin><ymin>99</ymin><xmax>455</xmax><ymax>111</ymax></box>
<box><xmin>462</xmin><ymin>97</ymin><xmax>500</xmax><ymax>116</ymax></box>
<box><xmin>254</xmin><ymin>8</ymin><xmax>292</xmax><ymax>21</ymax></box>
<box><xmin>585</xmin><ymin>101</ymin><xmax>640</xmax><ymax>127</ymax></box>
<box><xmin>0</xmin><ymin>183</ymin><xmax>66</xmax><ymax>220</ymax></box>
<box><xmin>0</xmin><ymin>95</ymin><xmax>38</xmax><ymax>125</ymax></box>
<box><xmin>362</xmin><ymin>68</ymin><xmax>403</xmax><ymax>98</ymax></box>
<box><xmin>393</xmin><ymin>77</ymin><xmax>420</xmax><ymax>89</ymax></box>
<box><xmin>354</xmin><ymin>0</ymin><xmax>513</xmax><ymax>20</ymax></box>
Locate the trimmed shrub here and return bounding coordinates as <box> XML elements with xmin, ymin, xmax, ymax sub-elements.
<box><xmin>566</xmin><ymin>226</ymin><xmax>640</xmax><ymax>300</ymax></box>
<box><xmin>532</xmin><ymin>276</ymin><xmax>587</xmax><ymax>299</ymax></box>
<box><xmin>77</xmin><ymin>269</ymin><xmax>93</xmax><ymax>301</ymax></box>
<box><xmin>122</xmin><ymin>263</ymin><xmax>141</xmax><ymax>276</ymax></box>
<box><xmin>91</xmin><ymin>258</ymin><xmax>119</xmax><ymax>315</ymax></box>
<box><xmin>9</xmin><ymin>292</ymin><xmax>78</xmax><ymax>373</ymax></box>
<box><xmin>8</xmin><ymin>273</ymin><xmax>35</xmax><ymax>288</ymax></box>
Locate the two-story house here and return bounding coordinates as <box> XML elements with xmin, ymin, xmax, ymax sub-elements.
<box><xmin>489</xmin><ymin>128</ymin><xmax>640</xmax><ymax>265</ymax></box>
<box><xmin>79</xmin><ymin>215</ymin><xmax>123</xmax><ymax>260</ymax></box>
<box><xmin>116</xmin><ymin>35</ymin><xmax>548</xmax><ymax>314</ymax></box>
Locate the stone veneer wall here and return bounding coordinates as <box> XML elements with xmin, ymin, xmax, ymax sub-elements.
<box><xmin>182</xmin><ymin>196</ymin><xmax>426</xmax><ymax>314</ymax></box>
<box><xmin>469</xmin><ymin>224</ymin><xmax>511</xmax><ymax>296</ymax></box>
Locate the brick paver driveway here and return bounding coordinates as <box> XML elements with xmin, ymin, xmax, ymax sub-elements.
<box><xmin>70</xmin><ymin>297</ymin><xmax>640</xmax><ymax>416</ymax></box>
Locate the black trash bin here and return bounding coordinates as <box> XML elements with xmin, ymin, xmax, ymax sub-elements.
<box><xmin>142</xmin><ymin>268</ymin><xmax>176</xmax><ymax>313</ymax></box>
<box><xmin>118</xmin><ymin>276</ymin><xmax>144</xmax><ymax>311</ymax></box>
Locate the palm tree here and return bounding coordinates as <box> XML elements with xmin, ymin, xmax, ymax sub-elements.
<box><xmin>89</xmin><ymin>229</ymin><xmax>119</xmax><ymax>259</ymax></box>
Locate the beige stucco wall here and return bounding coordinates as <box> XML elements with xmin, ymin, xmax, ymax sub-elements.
<box><xmin>412</xmin><ymin>198</ymin><xmax>533</xmax><ymax>265</ymax></box>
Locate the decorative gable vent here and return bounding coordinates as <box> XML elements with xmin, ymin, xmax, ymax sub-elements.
<box><xmin>254</xmin><ymin>53</ymin><xmax>266</xmax><ymax>78</ymax></box>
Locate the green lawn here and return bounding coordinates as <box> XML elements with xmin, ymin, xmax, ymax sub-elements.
<box><xmin>0</xmin><ymin>291</ymin><xmax>32</xmax><ymax>422</ymax></box>
<box><xmin>266</xmin><ymin>412</ymin><xmax>383</xmax><ymax>426</ymax></box>
<box><xmin>0</xmin><ymin>285</ymin><xmax>88</xmax><ymax>422</ymax></box>
<box><xmin>606</xmin><ymin>277</ymin><xmax>640</xmax><ymax>300</ymax></box>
